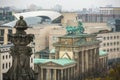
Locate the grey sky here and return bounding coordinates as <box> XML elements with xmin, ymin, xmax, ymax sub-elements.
<box><xmin>0</xmin><ymin>0</ymin><xmax>120</xmax><ymax>10</ymax></box>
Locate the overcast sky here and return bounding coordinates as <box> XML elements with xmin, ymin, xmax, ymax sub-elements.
<box><xmin>0</xmin><ymin>0</ymin><xmax>120</xmax><ymax>10</ymax></box>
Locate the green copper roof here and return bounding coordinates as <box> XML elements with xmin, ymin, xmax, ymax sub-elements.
<box><xmin>34</xmin><ymin>58</ymin><xmax>76</xmax><ymax>66</ymax></box>
<box><xmin>99</xmin><ymin>50</ymin><xmax>107</xmax><ymax>56</ymax></box>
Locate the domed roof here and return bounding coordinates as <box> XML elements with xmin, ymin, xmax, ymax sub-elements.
<box><xmin>14</xmin><ymin>10</ymin><xmax>62</xmax><ymax>21</ymax></box>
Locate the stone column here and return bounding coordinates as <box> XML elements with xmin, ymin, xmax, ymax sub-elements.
<box><xmin>41</xmin><ymin>68</ymin><xmax>43</xmax><ymax>80</ymax></box>
<box><xmin>61</xmin><ymin>69</ymin><xmax>63</xmax><ymax>80</ymax></box>
<box><xmin>68</xmin><ymin>68</ymin><xmax>70</xmax><ymax>80</ymax></box>
<box><xmin>82</xmin><ymin>51</ymin><xmax>84</xmax><ymax>73</ymax></box>
<box><xmin>53</xmin><ymin>69</ymin><xmax>57</xmax><ymax>80</ymax></box>
<box><xmin>4</xmin><ymin>28</ymin><xmax>8</xmax><ymax>45</ymax></box>
<box><xmin>47</xmin><ymin>69</ymin><xmax>51</xmax><ymax>80</ymax></box>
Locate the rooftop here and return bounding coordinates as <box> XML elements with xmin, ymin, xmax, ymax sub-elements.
<box><xmin>34</xmin><ymin>58</ymin><xmax>76</xmax><ymax>66</ymax></box>
<box><xmin>99</xmin><ymin>50</ymin><xmax>107</xmax><ymax>56</ymax></box>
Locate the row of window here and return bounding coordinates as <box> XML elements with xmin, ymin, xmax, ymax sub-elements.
<box><xmin>3</xmin><ymin>54</ymin><xmax>11</xmax><ymax>60</ymax></box>
<box><xmin>103</xmin><ymin>48</ymin><xmax>120</xmax><ymax>52</ymax></box>
<box><xmin>0</xmin><ymin>48</ymin><xmax>10</xmax><ymax>52</ymax></box>
<box><xmin>2</xmin><ymin>62</ymin><xmax>11</xmax><ymax>69</ymax></box>
<box><xmin>103</xmin><ymin>42</ymin><xmax>120</xmax><ymax>46</ymax></box>
<box><xmin>103</xmin><ymin>35</ymin><xmax>119</xmax><ymax>40</ymax></box>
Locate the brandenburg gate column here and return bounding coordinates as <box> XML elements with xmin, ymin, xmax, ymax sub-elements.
<box><xmin>61</xmin><ymin>69</ymin><xmax>63</xmax><ymax>80</ymax></box>
<box><xmin>53</xmin><ymin>69</ymin><xmax>57</xmax><ymax>80</ymax></box>
<box><xmin>47</xmin><ymin>69</ymin><xmax>51</xmax><ymax>80</ymax></box>
<box><xmin>41</xmin><ymin>68</ymin><xmax>43</xmax><ymax>80</ymax></box>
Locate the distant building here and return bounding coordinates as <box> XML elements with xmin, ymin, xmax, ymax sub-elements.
<box><xmin>78</xmin><ymin>14</ymin><xmax>120</xmax><ymax>23</ymax></box>
<box><xmin>108</xmin><ymin>19</ymin><xmax>120</xmax><ymax>32</ymax></box>
<box><xmin>97</xmin><ymin>32</ymin><xmax>120</xmax><ymax>59</ymax></box>
<box><xmin>100</xmin><ymin>7</ymin><xmax>120</xmax><ymax>15</ymax></box>
<box><xmin>0</xmin><ymin>45</ymin><xmax>12</xmax><ymax>80</ymax></box>
<box><xmin>0</xmin><ymin>26</ymin><xmax>13</xmax><ymax>45</ymax></box>
<box><xmin>0</xmin><ymin>7</ymin><xmax>14</xmax><ymax>23</ymax></box>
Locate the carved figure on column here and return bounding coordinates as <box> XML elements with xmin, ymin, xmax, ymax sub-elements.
<box><xmin>3</xmin><ymin>16</ymin><xmax>36</xmax><ymax>80</ymax></box>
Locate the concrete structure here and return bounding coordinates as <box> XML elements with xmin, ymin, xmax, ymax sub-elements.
<box><xmin>0</xmin><ymin>7</ymin><xmax>14</xmax><ymax>22</ymax></box>
<box><xmin>61</xmin><ymin>12</ymin><xmax>78</xmax><ymax>26</ymax></box>
<box><xmin>97</xmin><ymin>32</ymin><xmax>120</xmax><ymax>59</ymax></box>
<box><xmin>100</xmin><ymin>7</ymin><xmax>120</xmax><ymax>15</ymax></box>
<box><xmin>0</xmin><ymin>45</ymin><xmax>12</xmax><ymax>80</ymax></box>
<box><xmin>78</xmin><ymin>13</ymin><xmax>120</xmax><ymax>23</ymax></box>
<box><xmin>0</xmin><ymin>26</ymin><xmax>13</xmax><ymax>45</ymax></box>
<box><xmin>26</xmin><ymin>24</ymin><xmax>65</xmax><ymax>52</ymax></box>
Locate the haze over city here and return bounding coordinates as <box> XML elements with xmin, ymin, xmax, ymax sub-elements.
<box><xmin>0</xmin><ymin>0</ymin><xmax>120</xmax><ymax>10</ymax></box>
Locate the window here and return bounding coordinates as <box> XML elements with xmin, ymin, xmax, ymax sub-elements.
<box><xmin>107</xmin><ymin>43</ymin><xmax>109</xmax><ymax>46</ymax></box>
<box><xmin>114</xmin><ymin>48</ymin><xmax>116</xmax><ymax>51</ymax></box>
<box><xmin>3</xmin><ymin>55</ymin><xmax>4</xmax><ymax>59</ymax></box>
<box><xmin>9</xmin><ymin>62</ymin><xmax>11</xmax><ymax>67</ymax></box>
<box><xmin>103</xmin><ymin>49</ymin><xmax>106</xmax><ymax>52</ymax></box>
<box><xmin>117</xmin><ymin>42</ymin><xmax>119</xmax><ymax>45</ymax></box>
<box><xmin>110</xmin><ymin>49</ymin><xmax>112</xmax><ymax>52</ymax></box>
<box><xmin>0</xmin><ymin>29</ymin><xmax>4</xmax><ymax>36</ymax></box>
<box><xmin>110</xmin><ymin>42</ymin><xmax>112</xmax><ymax>46</ymax></box>
<box><xmin>110</xmin><ymin>36</ymin><xmax>113</xmax><ymax>39</ymax></box>
<box><xmin>114</xmin><ymin>36</ymin><xmax>116</xmax><ymax>39</ymax></box>
<box><xmin>6</xmin><ymin>63</ymin><xmax>8</xmax><ymax>69</ymax></box>
<box><xmin>117</xmin><ymin>48</ymin><xmax>119</xmax><ymax>51</ymax></box>
<box><xmin>107</xmin><ymin>49</ymin><xmax>109</xmax><ymax>52</ymax></box>
<box><xmin>107</xmin><ymin>37</ymin><xmax>109</xmax><ymax>40</ymax></box>
<box><xmin>104</xmin><ymin>37</ymin><xmax>106</xmax><ymax>40</ymax></box>
<box><xmin>114</xmin><ymin>42</ymin><xmax>116</xmax><ymax>45</ymax></box>
<box><xmin>103</xmin><ymin>43</ymin><xmax>106</xmax><ymax>46</ymax></box>
<box><xmin>2</xmin><ymin>63</ymin><xmax>4</xmax><ymax>69</ymax></box>
<box><xmin>117</xmin><ymin>36</ymin><xmax>119</xmax><ymax>39</ymax></box>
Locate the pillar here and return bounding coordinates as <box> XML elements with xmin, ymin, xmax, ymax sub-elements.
<box><xmin>81</xmin><ymin>51</ymin><xmax>84</xmax><ymax>73</ymax></box>
<box><xmin>41</xmin><ymin>68</ymin><xmax>43</xmax><ymax>80</ymax></box>
<box><xmin>53</xmin><ymin>69</ymin><xmax>57</xmax><ymax>80</ymax></box>
<box><xmin>68</xmin><ymin>68</ymin><xmax>70</xmax><ymax>80</ymax></box>
<box><xmin>47</xmin><ymin>69</ymin><xmax>51</xmax><ymax>80</ymax></box>
<box><xmin>4</xmin><ymin>28</ymin><xmax>8</xmax><ymax>45</ymax></box>
<box><xmin>61</xmin><ymin>69</ymin><xmax>63</xmax><ymax>80</ymax></box>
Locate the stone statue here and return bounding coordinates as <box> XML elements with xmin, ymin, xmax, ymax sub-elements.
<box><xmin>3</xmin><ymin>16</ymin><xmax>36</xmax><ymax>80</ymax></box>
<box><xmin>14</xmin><ymin>16</ymin><xmax>27</xmax><ymax>28</ymax></box>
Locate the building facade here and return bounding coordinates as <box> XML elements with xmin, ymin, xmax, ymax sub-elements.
<box><xmin>97</xmin><ymin>32</ymin><xmax>120</xmax><ymax>59</ymax></box>
<box><xmin>0</xmin><ymin>45</ymin><xmax>12</xmax><ymax>80</ymax></box>
<box><xmin>0</xmin><ymin>26</ymin><xmax>13</xmax><ymax>45</ymax></box>
<box><xmin>100</xmin><ymin>7</ymin><xmax>120</xmax><ymax>15</ymax></box>
<box><xmin>0</xmin><ymin>7</ymin><xmax>14</xmax><ymax>22</ymax></box>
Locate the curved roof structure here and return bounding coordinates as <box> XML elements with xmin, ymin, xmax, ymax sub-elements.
<box><xmin>14</xmin><ymin>10</ymin><xmax>62</xmax><ymax>21</ymax></box>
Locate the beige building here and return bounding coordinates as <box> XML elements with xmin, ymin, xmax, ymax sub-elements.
<box><xmin>26</xmin><ymin>24</ymin><xmax>65</xmax><ymax>52</ymax></box>
<box><xmin>97</xmin><ymin>32</ymin><xmax>120</xmax><ymax>59</ymax></box>
<box><xmin>0</xmin><ymin>26</ymin><xmax>12</xmax><ymax>45</ymax></box>
<box><xmin>100</xmin><ymin>7</ymin><xmax>120</xmax><ymax>15</ymax></box>
<box><xmin>0</xmin><ymin>45</ymin><xmax>12</xmax><ymax>80</ymax></box>
<box><xmin>61</xmin><ymin>12</ymin><xmax>78</xmax><ymax>26</ymax></box>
